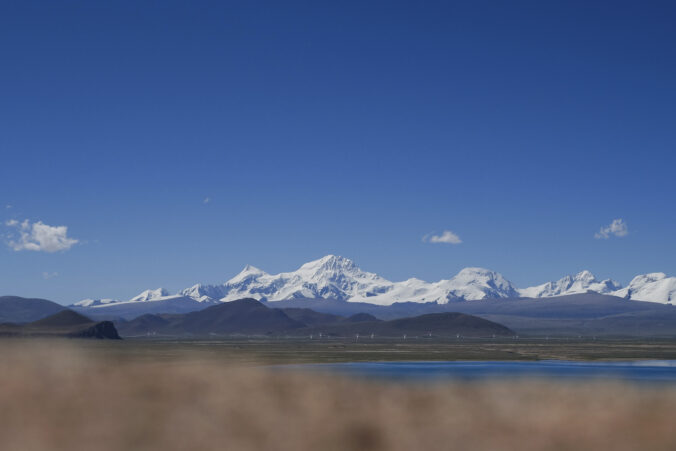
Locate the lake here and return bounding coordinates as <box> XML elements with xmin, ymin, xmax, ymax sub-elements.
<box><xmin>285</xmin><ymin>360</ymin><xmax>676</xmax><ymax>383</ymax></box>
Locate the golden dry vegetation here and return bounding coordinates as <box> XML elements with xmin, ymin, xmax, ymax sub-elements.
<box><xmin>2</xmin><ymin>340</ymin><xmax>676</xmax><ymax>451</ymax></box>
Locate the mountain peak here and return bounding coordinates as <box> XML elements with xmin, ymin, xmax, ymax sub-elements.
<box><xmin>519</xmin><ymin>270</ymin><xmax>620</xmax><ymax>298</ymax></box>
<box><xmin>630</xmin><ymin>273</ymin><xmax>667</xmax><ymax>284</ymax></box>
<box><xmin>242</xmin><ymin>264</ymin><xmax>265</xmax><ymax>273</ymax></box>
<box><xmin>73</xmin><ymin>256</ymin><xmax>676</xmax><ymax>308</ymax></box>
<box><xmin>571</xmin><ymin>270</ymin><xmax>598</xmax><ymax>285</ymax></box>
<box><xmin>130</xmin><ymin>288</ymin><xmax>171</xmax><ymax>303</ymax></box>
<box><xmin>455</xmin><ymin>267</ymin><xmax>502</xmax><ymax>278</ymax></box>
<box><xmin>444</xmin><ymin>267</ymin><xmax>519</xmax><ymax>300</ymax></box>
<box><xmin>615</xmin><ymin>272</ymin><xmax>676</xmax><ymax>304</ymax></box>
<box><xmin>227</xmin><ymin>264</ymin><xmax>269</xmax><ymax>285</ymax></box>
<box><xmin>297</xmin><ymin>255</ymin><xmax>357</xmax><ymax>274</ymax></box>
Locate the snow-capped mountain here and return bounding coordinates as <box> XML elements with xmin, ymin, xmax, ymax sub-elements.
<box><xmin>613</xmin><ymin>273</ymin><xmax>676</xmax><ymax>304</ymax></box>
<box><xmin>219</xmin><ymin>256</ymin><xmax>393</xmax><ymax>303</ymax></box>
<box><xmin>442</xmin><ymin>267</ymin><xmax>520</xmax><ymax>300</ymax></box>
<box><xmin>519</xmin><ymin>270</ymin><xmax>621</xmax><ymax>298</ymax></box>
<box><xmin>71</xmin><ymin>255</ymin><xmax>676</xmax><ymax>308</ymax></box>
<box><xmin>72</xmin><ymin>298</ymin><xmax>121</xmax><ymax>308</ymax></box>
<box><xmin>74</xmin><ymin>256</ymin><xmax>520</xmax><ymax>308</ymax></box>
<box><xmin>129</xmin><ymin>288</ymin><xmax>172</xmax><ymax>303</ymax></box>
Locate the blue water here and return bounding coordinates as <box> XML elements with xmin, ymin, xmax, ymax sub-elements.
<box><xmin>286</xmin><ymin>360</ymin><xmax>676</xmax><ymax>383</ymax></box>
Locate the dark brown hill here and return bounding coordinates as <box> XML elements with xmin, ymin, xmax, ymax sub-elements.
<box><xmin>118</xmin><ymin>299</ymin><xmax>305</xmax><ymax>336</ymax></box>
<box><xmin>298</xmin><ymin>312</ymin><xmax>514</xmax><ymax>338</ymax></box>
<box><xmin>31</xmin><ymin>309</ymin><xmax>93</xmax><ymax>328</ymax></box>
<box><xmin>281</xmin><ymin>308</ymin><xmax>343</xmax><ymax>325</ymax></box>
<box><xmin>0</xmin><ymin>309</ymin><xmax>120</xmax><ymax>339</ymax></box>
<box><xmin>115</xmin><ymin>299</ymin><xmax>513</xmax><ymax>338</ymax></box>
<box><xmin>343</xmin><ymin>313</ymin><xmax>379</xmax><ymax>323</ymax></box>
<box><xmin>0</xmin><ymin>296</ymin><xmax>65</xmax><ymax>323</ymax></box>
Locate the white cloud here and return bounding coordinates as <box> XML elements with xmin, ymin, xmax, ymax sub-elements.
<box><xmin>595</xmin><ymin>218</ymin><xmax>629</xmax><ymax>239</ymax></box>
<box><xmin>423</xmin><ymin>230</ymin><xmax>463</xmax><ymax>244</ymax></box>
<box><xmin>203</xmin><ymin>197</ymin><xmax>211</xmax><ymax>204</ymax></box>
<box><xmin>6</xmin><ymin>219</ymin><xmax>79</xmax><ymax>252</ymax></box>
<box><xmin>42</xmin><ymin>272</ymin><xmax>58</xmax><ymax>280</ymax></box>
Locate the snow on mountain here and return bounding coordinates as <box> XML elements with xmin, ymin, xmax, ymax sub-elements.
<box><xmin>519</xmin><ymin>270</ymin><xmax>621</xmax><ymax>298</ymax></box>
<box><xmin>214</xmin><ymin>258</ymin><xmax>520</xmax><ymax>305</ymax></box>
<box><xmin>351</xmin><ymin>268</ymin><xmax>520</xmax><ymax>305</ymax></box>
<box><xmin>72</xmin><ymin>298</ymin><xmax>120</xmax><ymax>307</ymax></box>
<box><xmin>129</xmin><ymin>288</ymin><xmax>172</xmax><ymax>303</ymax></box>
<box><xmin>613</xmin><ymin>273</ymin><xmax>676</xmax><ymax>304</ymax></box>
<box><xmin>179</xmin><ymin>284</ymin><xmax>228</xmax><ymax>303</ymax></box>
<box><xmin>71</xmin><ymin>255</ymin><xmax>676</xmax><ymax>307</ymax></box>
<box><xmin>73</xmin><ymin>256</ymin><xmax>520</xmax><ymax>308</ymax></box>
<box><xmin>442</xmin><ymin>267</ymin><xmax>520</xmax><ymax>301</ymax></box>
<box><xmin>73</xmin><ymin>288</ymin><xmax>181</xmax><ymax>309</ymax></box>
<box><xmin>221</xmin><ymin>255</ymin><xmax>393</xmax><ymax>302</ymax></box>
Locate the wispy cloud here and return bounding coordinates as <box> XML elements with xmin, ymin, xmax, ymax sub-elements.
<box><xmin>595</xmin><ymin>218</ymin><xmax>628</xmax><ymax>239</ymax></box>
<box><xmin>203</xmin><ymin>197</ymin><xmax>211</xmax><ymax>204</ymax></box>
<box><xmin>42</xmin><ymin>272</ymin><xmax>58</xmax><ymax>280</ymax></box>
<box><xmin>5</xmin><ymin>219</ymin><xmax>79</xmax><ymax>252</ymax></box>
<box><xmin>423</xmin><ymin>230</ymin><xmax>463</xmax><ymax>244</ymax></box>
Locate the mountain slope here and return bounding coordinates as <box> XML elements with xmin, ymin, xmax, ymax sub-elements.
<box><xmin>30</xmin><ymin>309</ymin><xmax>93</xmax><ymax>328</ymax></box>
<box><xmin>71</xmin><ymin>296</ymin><xmax>213</xmax><ymax>320</ymax></box>
<box><xmin>0</xmin><ymin>309</ymin><xmax>120</xmax><ymax>339</ymax></box>
<box><xmin>0</xmin><ymin>296</ymin><xmax>66</xmax><ymax>323</ymax></box>
<box><xmin>117</xmin><ymin>299</ymin><xmax>305</xmax><ymax>336</ymax></box>
<box><xmin>613</xmin><ymin>273</ymin><xmax>676</xmax><ymax>304</ymax></box>
<box><xmin>114</xmin><ymin>298</ymin><xmax>514</xmax><ymax>338</ymax></box>
<box><xmin>298</xmin><ymin>312</ymin><xmax>514</xmax><ymax>338</ymax></box>
<box><xmin>519</xmin><ymin>271</ymin><xmax>621</xmax><ymax>298</ymax></box>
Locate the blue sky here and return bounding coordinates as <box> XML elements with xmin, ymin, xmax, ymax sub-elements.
<box><xmin>1</xmin><ymin>1</ymin><xmax>675</xmax><ymax>304</ymax></box>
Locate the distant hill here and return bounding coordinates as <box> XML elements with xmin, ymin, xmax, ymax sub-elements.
<box><xmin>30</xmin><ymin>309</ymin><xmax>93</xmax><ymax>328</ymax></box>
<box><xmin>0</xmin><ymin>309</ymin><xmax>120</xmax><ymax>339</ymax></box>
<box><xmin>343</xmin><ymin>313</ymin><xmax>380</xmax><ymax>323</ymax></box>
<box><xmin>11</xmin><ymin>291</ymin><xmax>676</xmax><ymax>337</ymax></box>
<box><xmin>274</xmin><ymin>294</ymin><xmax>676</xmax><ymax>337</ymax></box>
<box><xmin>0</xmin><ymin>296</ymin><xmax>66</xmax><ymax>323</ymax></box>
<box><xmin>117</xmin><ymin>299</ymin><xmax>305</xmax><ymax>336</ymax></box>
<box><xmin>299</xmin><ymin>312</ymin><xmax>513</xmax><ymax>338</ymax></box>
<box><xmin>281</xmin><ymin>308</ymin><xmax>344</xmax><ymax>326</ymax></box>
<box><xmin>115</xmin><ymin>298</ymin><xmax>513</xmax><ymax>338</ymax></box>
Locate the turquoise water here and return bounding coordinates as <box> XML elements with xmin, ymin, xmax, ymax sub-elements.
<box><xmin>287</xmin><ymin>360</ymin><xmax>676</xmax><ymax>383</ymax></box>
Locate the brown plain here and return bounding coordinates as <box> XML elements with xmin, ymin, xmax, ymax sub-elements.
<box><xmin>2</xmin><ymin>340</ymin><xmax>676</xmax><ymax>451</ymax></box>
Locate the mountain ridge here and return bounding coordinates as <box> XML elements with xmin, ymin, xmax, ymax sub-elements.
<box><xmin>72</xmin><ymin>255</ymin><xmax>676</xmax><ymax>309</ymax></box>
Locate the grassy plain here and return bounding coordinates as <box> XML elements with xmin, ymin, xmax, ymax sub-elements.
<box><xmin>3</xmin><ymin>338</ymin><xmax>676</xmax><ymax>451</ymax></box>
<box><xmin>36</xmin><ymin>336</ymin><xmax>676</xmax><ymax>364</ymax></box>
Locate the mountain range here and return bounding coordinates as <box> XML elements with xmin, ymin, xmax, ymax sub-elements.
<box><xmin>72</xmin><ymin>255</ymin><xmax>676</xmax><ymax>312</ymax></box>
<box><xmin>115</xmin><ymin>298</ymin><xmax>514</xmax><ymax>338</ymax></box>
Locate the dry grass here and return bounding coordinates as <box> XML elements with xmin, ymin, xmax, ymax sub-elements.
<box><xmin>1</xmin><ymin>341</ymin><xmax>676</xmax><ymax>451</ymax></box>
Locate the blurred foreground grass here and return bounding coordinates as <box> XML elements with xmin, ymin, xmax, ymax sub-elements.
<box><xmin>2</xmin><ymin>340</ymin><xmax>676</xmax><ymax>451</ymax></box>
